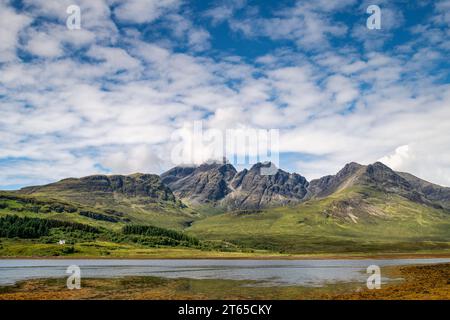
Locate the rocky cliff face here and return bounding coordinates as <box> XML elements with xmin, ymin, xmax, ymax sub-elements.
<box><xmin>162</xmin><ymin>162</ymin><xmax>309</xmax><ymax>209</ymax></box>
<box><xmin>161</xmin><ymin>163</ymin><xmax>237</xmax><ymax>204</ymax></box>
<box><xmin>162</xmin><ymin>161</ymin><xmax>450</xmax><ymax>210</ymax></box>
<box><xmin>306</xmin><ymin>162</ymin><xmax>364</xmax><ymax>198</ymax></box>
<box><xmin>397</xmin><ymin>171</ymin><xmax>450</xmax><ymax>209</ymax></box>
<box><xmin>224</xmin><ymin>162</ymin><xmax>309</xmax><ymax>209</ymax></box>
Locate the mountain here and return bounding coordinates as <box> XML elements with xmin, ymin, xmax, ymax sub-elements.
<box><xmin>224</xmin><ymin>162</ymin><xmax>308</xmax><ymax>209</ymax></box>
<box><xmin>396</xmin><ymin>171</ymin><xmax>450</xmax><ymax>209</ymax></box>
<box><xmin>20</xmin><ymin>173</ymin><xmax>177</xmax><ymax>205</ymax></box>
<box><xmin>306</xmin><ymin>162</ymin><xmax>364</xmax><ymax>198</ymax></box>
<box><xmin>161</xmin><ymin>163</ymin><xmax>237</xmax><ymax>205</ymax></box>
<box><xmin>162</xmin><ymin>161</ymin><xmax>309</xmax><ymax>209</ymax></box>
<box><xmin>188</xmin><ymin>162</ymin><xmax>450</xmax><ymax>253</ymax></box>
<box><xmin>2</xmin><ymin>160</ymin><xmax>450</xmax><ymax>255</ymax></box>
<box><xmin>307</xmin><ymin>161</ymin><xmax>416</xmax><ymax>198</ymax></box>
<box><xmin>162</xmin><ymin>160</ymin><xmax>450</xmax><ymax>211</ymax></box>
<box><xmin>17</xmin><ymin>173</ymin><xmax>197</xmax><ymax>230</ymax></box>
<box><xmin>16</xmin><ymin>161</ymin><xmax>450</xmax><ymax>216</ymax></box>
<box><xmin>307</xmin><ymin>161</ymin><xmax>450</xmax><ymax>210</ymax></box>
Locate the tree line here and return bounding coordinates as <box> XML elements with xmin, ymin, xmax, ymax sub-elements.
<box><xmin>122</xmin><ymin>224</ymin><xmax>200</xmax><ymax>246</ymax></box>
<box><xmin>0</xmin><ymin>215</ymin><xmax>99</xmax><ymax>238</ymax></box>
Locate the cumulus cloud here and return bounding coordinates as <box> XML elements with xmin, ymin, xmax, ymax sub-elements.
<box><xmin>229</xmin><ymin>2</ymin><xmax>349</xmax><ymax>49</ymax></box>
<box><xmin>1</xmin><ymin>0</ymin><xmax>450</xmax><ymax>189</ymax></box>
<box><xmin>101</xmin><ymin>144</ymin><xmax>166</xmax><ymax>174</ymax></box>
<box><xmin>165</xmin><ymin>14</ymin><xmax>211</xmax><ymax>51</ymax></box>
<box><xmin>379</xmin><ymin>145</ymin><xmax>411</xmax><ymax>170</ymax></box>
<box><xmin>0</xmin><ymin>1</ymin><xmax>31</xmax><ymax>62</ymax></box>
<box><xmin>25</xmin><ymin>31</ymin><xmax>63</xmax><ymax>58</ymax></box>
<box><xmin>112</xmin><ymin>0</ymin><xmax>181</xmax><ymax>24</ymax></box>
<box><xmin>204</xmin><ymin>0</ymin><xmax>246</xmax><ymax>25</ymax></box>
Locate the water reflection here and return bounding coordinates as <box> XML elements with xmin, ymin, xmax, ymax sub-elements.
<box><xmin>0</xmin><ymin>258</ymin><xmax>449</xmax><ymax>286</ymax></box>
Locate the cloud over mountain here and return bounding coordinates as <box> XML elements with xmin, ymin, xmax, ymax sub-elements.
<box><xmin>0</xmin><ymin>0</ymin><xmax>450</xmax><ymax>189</ymax></box>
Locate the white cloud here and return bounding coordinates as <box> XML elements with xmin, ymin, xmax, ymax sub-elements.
<box><xmin>204</xmin><ymin>6</ymin><xmax>235</xmax><ymax>25</ymax></box>
<box><xmin>112</xmin><ymin>0</ymin><xmax>181</xmax><ymax>23</ymax></box>
<box><xmin>326</xmin><ymin>75</ymin><xmax>359</xmax><ymax>105</ymax></box>
<box><xmin>228</xmin><ymin>1</ymin><xmax>349</xmax><ymax>49</ymax></box>
<box><xmin>26</xmin><ymin>31</ymin><xmax>63</xmax><ymax>58</ymax></box>
<box><xmin>379</xmin><ymin>145</ymin><xmax>411</xmax><ymax>169</ymax></box>
<box><xmin>0</xmin><ymin>1</ymin><xmax>31</xmax><ymax>62</ymax></box>
<box><xmin>379</xmin><ymin>142</ymin><xmax>450</xmax><ymax>187</ymax></box>
<box><xmin>433</xmin><ymin>0</ymin><xmax>450</xmax><ymax>26</ymax></box>
<box><xmin>204</xmin><ymin>0</ymin><xmax>246</xmax><ymax>25</ymax></box>
<box><xmin>101</xmin><ymin>144</ymin><xmax>166</xmax><ymax>174</ymax></box>
<box><xmin>1</xmin><ymin>0</ymin><xmax>450</xmax><ymax>190</ymax></box>
<box><xmin>87</xmin><ymin>45</ymin><xmax>142</xmax><ymax>75</ymax></box>
<box><xmin>165</xmin><ymin>14</ymin><xmax>211</xmax><ymax>51</ymax></box>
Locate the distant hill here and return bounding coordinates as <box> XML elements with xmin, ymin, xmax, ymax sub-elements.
<box><xmin>15</xmin><ymin>173</ymin><xmax>197</xmax><ymax>230</ymax></box>
<box><xmin>20</xmin><ymin>173</ymin><xmax>177</xmax><ymax>204</ymax></box>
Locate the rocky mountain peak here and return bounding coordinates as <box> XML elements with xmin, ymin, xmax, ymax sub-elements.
<box><xmin>224</xmin><ymin>162</ymin><xmax>309</xmax><ymax>209</ymax></box>
<box><xmin>160</xmin><ymin>162</ymin><xmax>237</xmax><ymax>204</ymax></box>
<box><xmin>338</xmin><ymin>162</ymin><xmax>364</xmax><ymax>176</ymax></box>
<box><xmin>306</xmin><ymin>162</ymin><xmax>364</xmax><ymax>198</ymax></box>
<box><xmin>162</xmin><ymin>161</ymin><xmax>309</xmax><ymax>209</ymax></box>
<box><xmin>248</xmin><ymin>161</ymin><xmax>275</xmax><ymax>170</ymax></box>
<box><xmin>359</xmin><ymin>161</ymin><xmax>412</xmax><ymax>192</ymax></box>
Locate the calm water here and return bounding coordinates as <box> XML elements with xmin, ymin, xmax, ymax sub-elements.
<box><xmin>0</xmin><ymin>258</ymin><xmax>449</xmax><ymax>287</ymax></box>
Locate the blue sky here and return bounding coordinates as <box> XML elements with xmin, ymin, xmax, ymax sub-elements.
<box><xmin>1</xmin><ymin>0</ymin><xmax>450</xmax><ymax>189</ymax></box>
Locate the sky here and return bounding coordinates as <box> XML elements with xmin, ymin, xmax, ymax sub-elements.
<box><xmin>0</xmin><ymin>0</ymin><xmax>450</xmax><ymax>189</ymax></box>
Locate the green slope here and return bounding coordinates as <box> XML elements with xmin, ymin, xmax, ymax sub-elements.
<box><xmin>2</xmin><ymin>183</ymin><xmax>450</xmax><ymax>256</ymax></box>
<box><xmin>1</xmin><ymin>190</ymin><xmax>199</xmax><ymax>231</ymax></box>
<box><xmin>0</xmin><ymin>192</ymin><xmax>242</xmax><ymax>257</ymax></box>
<box><xmin>16</xmin><ymin>173</ymin><xmax>204</xmax><ymax>230</ymax></box>
<box><xmin>187</xmin><ymin>186</ymin><xmax>450</xmax><ymax>253</ymax></box>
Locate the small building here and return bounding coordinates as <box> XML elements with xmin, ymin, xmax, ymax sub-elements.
<box><xmin>58</xmin><ymin>240</ymin><xmax>66</xmax><ymax>245</ymax></box>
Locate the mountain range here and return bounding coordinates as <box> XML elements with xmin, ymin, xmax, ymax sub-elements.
<box><xmin>13</xmin><ymin>160</ymin><xmax>450</xmax><ymax>223</ymax></box>
<box><xmin>162</xmin><ymin>161</ymin><xmax>450</xmax><ymax>210</ymax></box>
<box><xmin>2</xmin><ymin>160</ymin><xmax>450</xmax><ymax>254</ymax></box>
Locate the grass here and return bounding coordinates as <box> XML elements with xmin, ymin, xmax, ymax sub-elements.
<box><xmin>0</xmin><ymin>191</ymin><xmax>199</xmax><ymax>230</ymax></box>
<box><xmin>2</xmin><ymin>238</ymin><xmax>450</xmax><ymax>259</ymax></box>
<box><xmin>187</xmin><ymin>186</ymin><xmax>450</xmax><ymax>253</ymax></box>
<box><xmin>0</xmin><ymin>238</ymin><xmax>282</xmax><ymax>258</ymax></box>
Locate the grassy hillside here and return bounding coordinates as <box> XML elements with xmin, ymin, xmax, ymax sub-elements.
<box><xmin>0</xmin><ymin>191</ymin><xmax>198</xmax><ymax>230</ymax></box>
<box><xmin>0</xmin><ymin>191</ymin><xmax>246</xmax><ymax>257</ymax></box>
<box><xmin>2</xmin><ymin>184</ymin><xmax>450</xmax><ymax>256</ymax></box>
<box><xmin>0</xmin><ymin>214</ymin><xmax>244</xmax><ymax>257</ymax></box>
<box><xmin>187</xmin><ymin>186</ymin><xmax>450</xmax><ymax>253</ymax></box>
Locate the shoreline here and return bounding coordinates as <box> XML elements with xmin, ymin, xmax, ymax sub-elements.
<box><xmin>2</xmin><ymin>252</ymin><xmax>450</xmax><ymax>260</ymax></box>
<box><xmin>0</xmin><ymin>262</ymin><xmax>448</xmax><ymax>299</ymax></box>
